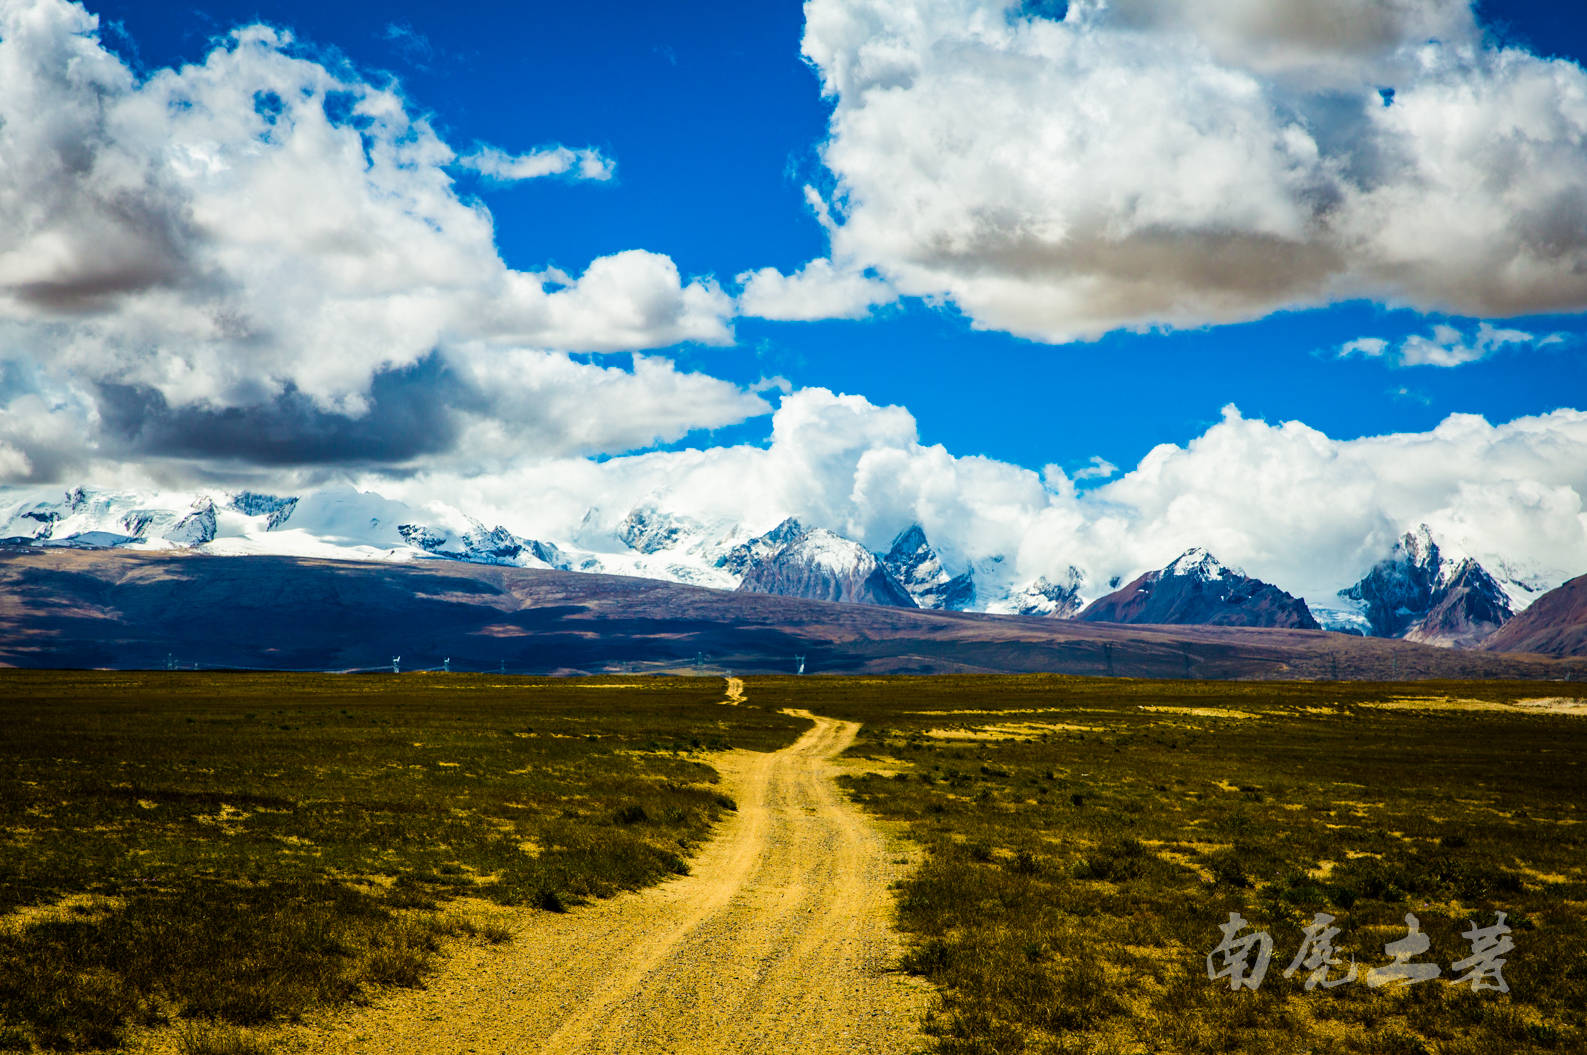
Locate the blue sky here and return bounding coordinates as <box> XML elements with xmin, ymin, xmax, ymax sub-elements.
<box><xmin>81</xmin><ymin>0</ymin><xmax>1587</xmax><ymax>476</ymax></box>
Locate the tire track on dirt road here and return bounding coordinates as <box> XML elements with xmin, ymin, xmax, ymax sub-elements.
<box><xmin>275</xmin><ymin>697</ymin><xmax>929</xmax><ymax>1054</ymax></box>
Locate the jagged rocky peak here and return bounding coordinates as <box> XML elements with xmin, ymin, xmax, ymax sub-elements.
<box><xmin>717</xmin><ymin>516</ymin><xmax>805</xmax><ymax>576</ymax></box>
<box><xmin>1079</xmin><ymin>548</ymin><xmax>1319</xmax><ymax>629</ymax></box>
<box><xmin>1340</xmin><ymin>524</ymin><xmax>1514</xmax><ymax>644</ymax></box>
<box><xmin>461</xmin><ymin>523</ymin><xmax>525</xmax><ymax>563</ymax></box>
<box><xmin>119</xmin><ymin>510</ymin><xmax>158</xmax><ymax>539</ymax></box>
<box><xmin>1339</xmin><ymin>524</ymin><xmax>1443</xmax><ymax>636</ymax></box>
<box><xmin>164</xmin><ymin>498</ymin><xmax>217</xmax><ymax>547</ymax></box>
<box><xmin>1008</xmin><ymin>568</ymin><xmax>1085</xmax><ymax>618</ymax></box>
<box><xmin>397</xmin><ymin>523</ymin><xmax>448</xmax><ymax>553</ymax></box>
<box><xmin>1165</xmin><ymin>547</ymin><xmax>1231</xmax><ymax>581</ymax></box>
<box><xmin>736</xmin><ymin>522</ymin><xmax>916</xmax><ymax>608</ymax></box>
<box><xmin>396</xmin><ymin>518</ymin><xmax>568</xmax><ymax>570</ymax></box>
<box><xmin>1404</xmin><ymin>557</ymin><xmax>1514</xmax><ymax>648</ymax></box>
<box><xmin>616</xmin><ymin>505</ymin><xmax>701</xmax><ymax>555</ymax></box>
<box><xmin>230</xmin><ymin>491</ymin><xmax>298</xmax><ymax>531</ymax></box>
<box><xmin>881</xmin><ymin>524</ymin><xmax>975</xmax><ymax>610</ymax></box>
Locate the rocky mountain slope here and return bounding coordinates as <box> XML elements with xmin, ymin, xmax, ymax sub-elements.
<box><xmin>735</xmin><ymin>522</ymin><xmax>916</xmax><ymax>608</ymax></box>
<box><xmin>1078</xmin><ymin>549</ymin><xmax>1321</xmax><ymax>630</ymax></box>
<box><xmin>880</xmin><ymin>525</ymin><xmax>975</xmax><ymax>610</ymax></box>
<box><xmin>1481</xmin><ymin>573</ymin><xmax>1587</xmax><ymax>657</ymax></box>
<box><xmin>1338</xmin><ymin>525</ymin><xmax>1517</xmax><ymax>647</ymax></box>
<box><xmin>3</xmin><ymin>547</ymin><xmax>1579</xmax><ymax>679</ymax></box>
<box><xmin>992</xmin><ymin>569</ymin><xmax>1086</xmax><ymax>618</ymax></box>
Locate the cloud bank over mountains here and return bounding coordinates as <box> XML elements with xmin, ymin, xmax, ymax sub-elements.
<box><xmin>355</xmin><ymin>390</ymin><xmax>1587</xmax><ymax>604</ymax></box>
<box><xmin>802</xmin><ymin>0</ymin><xmax>1587</xmax><ymax>339</ymax></box>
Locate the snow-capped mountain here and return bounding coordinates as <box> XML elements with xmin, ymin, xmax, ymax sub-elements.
<box><xmin>1</xmin><ymin>485</ymin><xmax>1570</xmax><ymax>645</ymax></box>
<box><xmin>1078</xmin><ymin>547</ymin><xmax>1320</xmax><ymax>629</ymax></box>
<box><xmin>987</xmin><ymin>568</ymin><xmax>1086</xmax><ymax>618</ymax></box>
<box><xmin>881</xmin><ymin>525</ymin><xmax>975</xmax><ymax>610</ymax></box>
<box><xmin>1405</xmin><ymin>559</ymin><xmax>1514</xmax><ymax>648</ymax></box>
<box><xmin>1337</xmin><ymin>524</ymin><xmax>1518</xmax><ymax>646</ymax></box>
<box><xmin>232</xmin><ymin>491</ymin><xmax>299</xmax><ymax>530</ymax></box>
<box><xmin>717</xmin><ymin>516</ymin><xmax>807</xmax><ymax>578</ymax></box>
<box><xmin>397</xmin><ymin>521</ymin><xmax>568</xmax><ymax>569</ymax></box>
<box><xmin>735</xmin><ymin>521</ymin><xmax>916</xmax><ymax>607</ymax></box>
<box><xmin>616</xmin><ymin>505</ymin><xmax>705</xmax><ymax>555</ymax></box>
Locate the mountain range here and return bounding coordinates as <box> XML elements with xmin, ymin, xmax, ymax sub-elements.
<box><xmin>0</xmin><ymin>484</ymin><xmax>1577</xmax><ymax>655</ymax></box>
<box><xmin>4</xmin><ymin>547</ymin><xmax>1583</xmax><ymax>677</ymax></box>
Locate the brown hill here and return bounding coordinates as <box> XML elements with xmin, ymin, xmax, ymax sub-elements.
<box><xmin>1482</xmin><ymin>573</ymin><xmax>1587</xmax><ymax>657</ymax></box>
<box><xmin>1</xmin><ymin>546</ymin><xmax>1581</xmax><ymax>680</ymax></box>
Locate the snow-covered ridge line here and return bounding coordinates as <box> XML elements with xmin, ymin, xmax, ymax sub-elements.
<box><xmin>0</xmin><ymin>486</ymin><xmax>1563</xmax><ymax>646</ymax></box>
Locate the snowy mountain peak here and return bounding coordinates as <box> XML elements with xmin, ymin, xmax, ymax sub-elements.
<box><xmin>994</xmin><ymin>568</ymin><xmax>1084</xmax><ymax>618</ymax></box>
<box><xmin>881</xmin><ymin>524</ymin><xmax>975</xmax><ymax>610</ymax></box>
<box><xmin>1340</xmin><ymin>524</ymin><xmax>1515</xmax><ymax>644</ymax></box>
<box><xmin>617</xmin><ymin>505</ymin><xmax>702</xmax><ymax>555</ymax></box>
<box><xmin>1403</xmin><ymin>523</ymin><xmax>1440</xmax><ymax>570</ymax></box>
<box><xmin>737</xmin><ymin>523</ymin><xmax>915</xmax><ymax>608</ymax></box>
<box><xmin>717</xmin><ymin>516</ymin><xmax>805</xmax><ymax>577</ymax></box>
<box><xmin>1165</xmin><ymin>547</ymin><xmax>1232</xmax><ymax>581</ymax></box>
<box><xmin>1081</xmin><ymin>552</ymin><xmax>1318</xmax><ymax>629</ymax></box>
<box><xmin>165</xmin><ymin>499</ymin><xmax>218</xmax><ymax>547</ymax></box>
<box><xmin>230</xmin><ymin>491</ymin><xmax>298</xmax><ymax>531</ymax></box>
<box><xmin>888</xmin><ymin>524</ymin><xmax>930</xmax><ymax>557</ymax></box>
<box><xmin>789</xmin><ymin>528</ymin><xmax>872</xmax><ymax>577</ymax></box>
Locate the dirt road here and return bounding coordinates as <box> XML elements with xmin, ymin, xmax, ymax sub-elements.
<box><xmin>279</xmin><ymin>704</ymin><xmax>928</xmax><ymax>1054</ymax></box>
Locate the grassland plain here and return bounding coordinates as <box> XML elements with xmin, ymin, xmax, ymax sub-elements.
<box><xmin>0</xmin><ymin>671</ymin><xmax>806</xmax><ymax>1052</ymax></box>
<box><xmin>745</xmin><ymin>675</ymin><xmax>1587</xmax><ymax>1055</ymax></box>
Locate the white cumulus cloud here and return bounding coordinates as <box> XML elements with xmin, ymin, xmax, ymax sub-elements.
<box><xmin>802</xmin><ymin>0</ymin><xmax>1587</xmax><ymax>341</ymax></box>
<box><xmin>736</xmin><ymin>259</ymin><xmax>896</xmax><ymax>321</ymax></box>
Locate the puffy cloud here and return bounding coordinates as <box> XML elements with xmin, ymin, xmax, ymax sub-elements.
<box><xmin>0</xmin><ymin>0</ymin><xmax>742</xmax><ymax>479</ymax></box>
<box><xmin>802</xmin><ymin>0</ymin><xmax>1587</xmax><ymax>340</ymax></box>
<box><xmin>736</xmin><ymin>259</ymin><xmax>896</xmax><ymax>321</ymax></box>
<box><xmin>459</xmin><ymin>144</ymin><xmax>615</xmax><ymax>183</ymax></box>
<box><xmin>443</xmin><ymin>350</ymin><xmax>768</xmax><ymax>470</ymax></box>
<box><xmin>1341</xmin><ymin>322</ymin><xmax>1560</xmax><ymax>366</ymax></box>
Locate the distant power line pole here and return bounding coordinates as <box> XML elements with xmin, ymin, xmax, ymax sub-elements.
<box><xmin>392</xmin><ymin>655</ymin><xmax>401</xmax><ymax>675</ymax></box>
